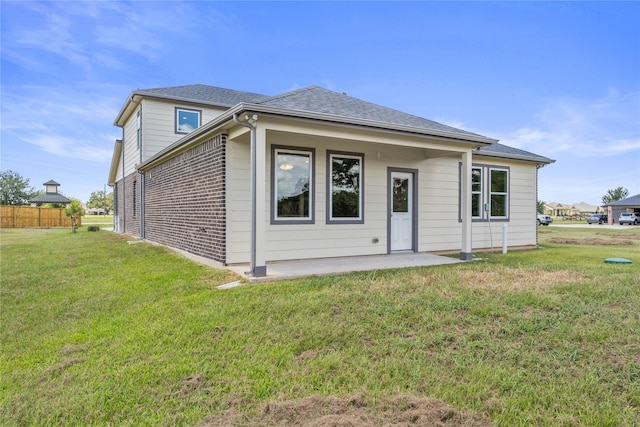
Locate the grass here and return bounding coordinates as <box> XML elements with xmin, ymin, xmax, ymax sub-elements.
<box><xmin>81</xmin><ymin>214</ymin><xmax>114</xmax><ymax>226</ymax></box>
<box><xmin>1</xmin><ymin>226</ymin><xmax>639</xmax><ymax>426</ymax></box>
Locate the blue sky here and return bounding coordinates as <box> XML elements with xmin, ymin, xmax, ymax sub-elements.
<box><xmin>2</xmin><ymin>1</ymin><xmax>639</xmax><ymax>206</ymax></box>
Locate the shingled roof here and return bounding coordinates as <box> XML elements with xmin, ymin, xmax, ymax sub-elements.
<box><xmin>121</xmin><ymin>83</ymin><xmax>555</xmax><ymax>166</ymax></box>
<box><xmin>134</xmin><ymin>84</ymin><xmax>270</xmax><ymax>108</ymax></box>
<box><xmin>251</xmin><ymin>85</ymin><xmax>488</xmax><ymax>140</ymax></box>
<box><xmin>605</xmin><ymin>193</ymin><xmax>640</xmax><ymax>207</ymax></box>
<box><xmin>29</xmin><ymin>193</ymin><xmax>71</xmax><ymax>204</ymax></box>
<box><xmin>477</xmin><ymin>143</ymin><xmax>554</xmax><ymax>164</ymax></box>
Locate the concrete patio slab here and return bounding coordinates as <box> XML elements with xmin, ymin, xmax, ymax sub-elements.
<box><xmin>133</xmin><ymin>235</ymin><xmax>465</xmax><ymax>284</ymax></box>
<box><xmin>226</xmin><ymin>252</ymin><xmax>464</xmax><ymax>283</ymax></box>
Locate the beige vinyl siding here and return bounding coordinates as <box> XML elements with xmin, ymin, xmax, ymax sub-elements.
<box><xmin>225</xmin><ymin>132</ymin><xmax>251</xmax><ymax>264</ymax></box>
<box><xmin>465</xmin><ymin>158</ymin><xmax>537</xmax><ymax>250</ymax></box>
<box><xmin>263</xmin><ymin>132</ymin><xmax>390</xmax><ymax>262</ymax></box>
<box><xmin>225</xmin><ymin>118</ymin><xmax>540</xmax><ymax>264</ymax></box>
<box><xmin>139</xmin><ymin>99</ymin><xmax>228</xmax><ymax>163</ymax></box>
<box><xmin>122</xmin><ymin>108</ymin><xmax>139</xmax><ymax>177</ymax></box>
<box><xmin>420</xmin><ymin>158</ymin><xmax>463</xmax><ymax>252</ymax></box>
<box><xmin>226</xmin><ymin>123</ymin><xmax>471</xmax><ymax>264</ymax></box>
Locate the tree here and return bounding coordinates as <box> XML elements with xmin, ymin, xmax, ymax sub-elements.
<box><xmin>87</xmin><ymin>190</ymin><xmax>113</xmax><ymax>214</ymax></box>
<box><xmin>602</xmin><ymin>187</ymin><xmax>629</xmax><ymax>205</ymax></box>
<box><xmin>64</xmin><ymin>199</ymin><xmax>85</xmax><ymax>233</ymax></box>
<box><xmin>0</xmin><ymin>170</ymin><xmax>40</xmax><ymax>205</ymax></box>
<box><xmin>537</xmin><ymin>200</ymin><xmax>546</xmax><ymax>214</ymax></box>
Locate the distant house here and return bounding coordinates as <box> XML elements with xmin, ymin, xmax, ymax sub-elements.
<box><xmin>29</xmin><ymin>180</ymin><xmax>71</xmax><ymax>207</ymax></box>
<box><xmin>604</xmin><ymin>194</ymin><xmax>640</xmax><ymax>224</ymax></box>
<box><xmin>544</xmin><ymin>202</ymin><xmax>575</xmax><ymax>217</ymax></box>
<box><xmin>108</xmin><ymin>84</ymin><xmax>554</xmax><ymax>277</ymax></box>
<box><xmin>572</xmin><ymin>202</ymin><xmax>602</xmax><ymax>215</ymax></box>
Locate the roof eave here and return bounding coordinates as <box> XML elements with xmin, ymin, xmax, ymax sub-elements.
<box><xmin>475</xmin><ymin>149</ymin><xmax>555</xmax><ymax>165</ymax></box>
<box><xmin>107</xmin><ymin>139</ymin><xmax>123</xmax><ymax>185</ymax></box>
<box><xmin>113</xmin><ymin>90</ymin><xmax>239</xmax><ymax>127</ymax></box>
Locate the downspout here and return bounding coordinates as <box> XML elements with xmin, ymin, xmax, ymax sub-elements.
<box><xmin>233</xmin><ymin>113</ymin><xmax>257</xmax><ymax>276</ymax></box>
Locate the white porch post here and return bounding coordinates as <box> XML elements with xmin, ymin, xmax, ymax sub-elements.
<box><xmin>460</xmin><ymin>150</ymin><xmax>473</xmax><ymax>260</ymax></box>
<box><xmin>253</xmin><ymin>123</ymin><xmax>267</xmax><ymax>276</ymax></box>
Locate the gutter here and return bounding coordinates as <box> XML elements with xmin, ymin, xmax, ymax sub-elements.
<box><xmin>232</xmin><ymin>113</ymin><xmax>258</xmax><ymax>276</ymax></box>
<box><xmin>474</xmin><ymin>149</ymin><xmax>555</xmax><ymax>165</ymax></box>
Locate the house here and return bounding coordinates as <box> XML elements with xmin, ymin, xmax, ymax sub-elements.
<box><xmin>29</xmin><ymin>180</ymin><xmax>71</xmax><ymax>207</ymax></box>
<box><xmin>108</xmin><ymin>84</ymin><xmax>554</xmax><ymax>277</ymax></box>
<box><xmin>572</xmin><ymin>202</ymin><xmax>602</xmax><ymax>215</ymax></box>
<box><xmin>604</xmin><ymin>193</ymin><xmax>640</xmax><ymax>224</ymax></box>
<box><xmin>544</xmin><ymin>202</ymin><xmax>577</xmax><ymax>217</ymax></box>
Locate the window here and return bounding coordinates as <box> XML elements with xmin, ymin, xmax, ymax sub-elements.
<box><xmin>490</xmin><ymin>168</ymin><xmax>508</xmax><ymax>218</ymax></box>
<box><xmin>272</xmin><ymin>146</ymin><xmax>314</xmax><ymax>224</ymax></box>
<box><xmin>175</xmin><ymin>107</ymin><xmax>201</xmax><ymax>134</ymax></box>
<box><xmin>460</xmin><ymin>165</ymin><xmax>509</xmax><ymax>221</ymax></box>
<box><xmin>327</xmin><ymin>151</ymin><xmax>363</xmax><ymax>223</ymax></box>
<box><xmin>136</xmin><ymin>109</ymin><xmax>142</xmax><ymax>150</ymax></box>
<box><xmin>471</xmin><ymin>167</ymin><xmax>482</xmax><ymax>218</ymax></box>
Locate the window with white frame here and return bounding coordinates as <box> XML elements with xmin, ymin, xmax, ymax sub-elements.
<box><xmin>272</xmin><ymin>146</ymin><xmax>314</xmax><ymax>223</ymax></box>
<box><xmin>175</xmin><ymin>107</ymin><xmax>201</xmax><ymax>134</ymax></box>
<box><xmin>327</xmin><ymin>151</ymin><xmax>363</xmax><ymax>223</ymax></box>
<box><xmin>461</xmin><ymin>165</ymin><xmax>509</xmax><ymax>220</ymax></box>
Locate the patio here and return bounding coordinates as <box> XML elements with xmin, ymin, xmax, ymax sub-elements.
<box><xmin>225</xmin><ymin>252</ymin><xmax>464</xmax><ymax>283</ymax></box>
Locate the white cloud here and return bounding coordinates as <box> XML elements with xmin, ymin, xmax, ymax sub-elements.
<box><xmin>2</xmin><ymin>84</ymin><xmax>124</xmax><ymax>164</ymax></box>
<box><xmin>3</xmin><ymin>2</ymin><xmax>200</xmax><ymax>76</ymax></box>
<box><xmin>22</xmin><ymin>134</ymin><xmax>113</xmax><ymax>163</ymax></box>
<box><xmin>500</xmin><ymin>90</ymin><xmax>640</xmax><ymax>157</ymax></box>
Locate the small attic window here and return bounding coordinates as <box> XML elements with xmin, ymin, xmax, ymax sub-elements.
<box><xmin>175</xmin><ymin>107</ymin><xmax>201</xmax><ymax>134</ymax></box>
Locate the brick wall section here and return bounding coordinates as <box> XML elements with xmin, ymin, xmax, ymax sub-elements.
<box><xmin>123</xmin><ymin>172</ymin><xmax>141</xmax><ymax>237</ymax></box>
<box><xmin>143</xmin><ymin>134</ymin><xmax>226</xmax><ymax>263</ymax></box>
<box><xmin>113</xmin><ymin>180</ymin><xmax>124</xmax><ymax>233</ymax></box>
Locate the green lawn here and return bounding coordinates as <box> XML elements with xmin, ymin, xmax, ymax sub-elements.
<box><xmin>81</xmin><ymin>214</ymin><xmax>114</xmax><ymax>225</ymax></box>
<box><xmin>1</xmin><ymin>227</ymin><xmax>639</xmax><ymax>426</ymax></box>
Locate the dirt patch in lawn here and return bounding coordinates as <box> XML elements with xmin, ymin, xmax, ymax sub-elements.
<box><xmin>596</xmin><ymin>232</ymin><xmax>640</xmax><ymax>240</ymax></box>
<box><xmin>548</xmin><ymin>237</ymin><xmax>634</xmax><ymax>246</ymax></box>
<box><xmin>456</xmin><ymin>268</ymin><xmax>586</xmax><ymax>291</ymax></box>
<box><xmin>201</xmin><ymin>394</ymin><xmax>492</xmax><ymax>426</ymax></box>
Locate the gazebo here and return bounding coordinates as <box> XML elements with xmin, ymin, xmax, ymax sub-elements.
<box><xmin>29</xmin><ymin>180</ymin><xmax>71</xmax><ymax>207</ymax></box>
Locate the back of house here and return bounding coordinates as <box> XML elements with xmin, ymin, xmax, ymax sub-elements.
<box><xmin>108</xmin><ymin>84</ymin><xmax>554</xmax><ymax>277</ymax></box>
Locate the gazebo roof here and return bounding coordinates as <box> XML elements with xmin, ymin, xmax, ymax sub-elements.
<box><xmin>29</xmin><ymin>193</ymin><xmax>72</xmax><ymax>204</ymax></box>
<box><xmin>29</xmin><ymin>179</ymin><xmax>71</xmax><ymax>204</ymax></box>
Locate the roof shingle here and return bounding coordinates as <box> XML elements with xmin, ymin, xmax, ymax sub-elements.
<box><xmin>135</xmin><ymin>84</ymin><xmax>270</xmax><ymax>107</ymax></box>
<box><xmin>255</xmin><ymin>86</ymin><xmax>487</xmax><ymax>139</ymax></box>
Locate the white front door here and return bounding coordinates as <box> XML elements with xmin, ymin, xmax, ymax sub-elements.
<box><xmin>390</xmin><ymin>171</ymin><xmax>413</xmax><ymax>251</ymax></box>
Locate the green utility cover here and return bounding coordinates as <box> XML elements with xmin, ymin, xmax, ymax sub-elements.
<box><xmin>604</xmin><ymin>258</ymin><xmax>633</xmax><ymax>264</ymax></box>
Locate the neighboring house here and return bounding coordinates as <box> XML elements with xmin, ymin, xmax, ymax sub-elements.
<box><xmin>108</xmin><ymin>84</ymin><xmax>554</xmax><ymax>277</ymax></box>
<box><xmin>604</xmin><ymin>194</ymin><xmax>640</xmax><ymax>224</ymax></box>
<box><xmin>85</xmin><ymin>206</ymin><xmax>106</xmax><ymax>215</ymax></box>
<box><xmin>29</xmin><ymin>180</ymin><xmax>71</xmax><ymax>207</ymax></box>
<box><xmin>545</xmin><ymin>202</ymin><xmax>582</xmax><ymax>217</ymax></box>
<box><xmin>572</xmin><ymin>202</ymin><xmax>602</xmax><ymax>215</ymax></box>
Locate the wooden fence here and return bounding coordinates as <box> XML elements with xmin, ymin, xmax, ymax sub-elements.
<box><xmin>0</xmin><ymin>206</ymin><xmax>81</xmax><ymax>228</ymax></box>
